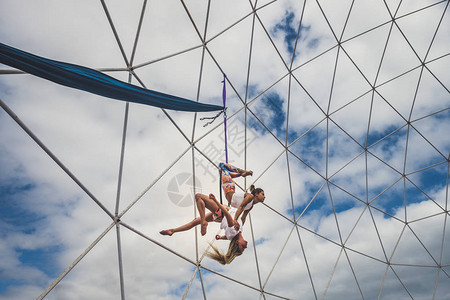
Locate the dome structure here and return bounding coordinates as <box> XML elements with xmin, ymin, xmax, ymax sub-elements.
<box><xmin>0</xmin><ymin>1</ymin><xmax>449</xmax><ymax>299</ymax></box>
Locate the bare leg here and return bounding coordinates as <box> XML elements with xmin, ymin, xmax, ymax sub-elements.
<box><xmin>195</xmin><ymin>193</ymin><xmax>221</xmax><ymax>235</ymax></box>
<box><xmin>241</xmin><ymin>170</ymin><xmax>253</xmax><ymax>177</ymax></box>
<box><xmin>160</xmin><ymin>212</ymin><xmax>215</xmax><ymax>236</ymax></box>
<box><xmin>160</xmin><ymin>217</ymin><xmax>201</xmax><ymax>236</ymax></box>
<box><xmin>220</xmin><ymin>162</ymin><xmax>253</xmax><ymax>178</ymax></box>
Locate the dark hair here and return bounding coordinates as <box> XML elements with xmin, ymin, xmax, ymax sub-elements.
<box><xmin>249</xmin><ymin>184</ymin><xmax>263</xmax><ymax>195</ymax></box>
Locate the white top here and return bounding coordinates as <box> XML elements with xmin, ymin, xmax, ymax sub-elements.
<box><xmin>231</xmin><ymin>192</ymin><xmax>253</xmax><ymax>211</ymax></box>
<box><xmin>220</xmin><ymin>208</ymin><xmax>243</xmax><ymax>240</ymax></box>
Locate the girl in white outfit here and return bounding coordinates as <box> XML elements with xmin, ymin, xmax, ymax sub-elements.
<box><xmin>160</xmin><ymin>163</ymin><xmax>266</xmax><ymax>264</ymax></box>
<box><xmin>160</xmin><ymin>194</ymin><xmax>248</xmax><ymax>264</ymax></box>
<box><xmin>219</xmin><ymin>162</ymin><xmax>266</xmax><ymax>225</ymax></box>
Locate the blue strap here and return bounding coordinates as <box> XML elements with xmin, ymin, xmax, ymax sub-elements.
<box><xmin>219</xmin><ymin>168</ymin><xmax>223</xmax><ymax>205</ymax></box>
<box><xmin>222</xmin><ymin>74</ymin><xmax>228</xmax><ymax>163</ymax></box>
<box><xmin>0</xmin><ymin>42</ymin><xmax>223</xmax><ymax>112</ymax></box>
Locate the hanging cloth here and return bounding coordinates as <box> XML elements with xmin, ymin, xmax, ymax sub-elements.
<box><xmin>219</xmin><ymin>74</ymin><xmax>229</xmax><ymax>205</ymax></box>
<box><xmin>0</xmin><ymin>42</ymin><xmax>223</xmax><ymax>112</ymax></box>
<box><xmin>198</xmin><ymin>74</ymin><xmax>229</xmax><ymax>205</ymax></box>
<box><xmin>222</xmin><ymin>74</ymin><xmax>228</xmax><ymax>164</ymax></box>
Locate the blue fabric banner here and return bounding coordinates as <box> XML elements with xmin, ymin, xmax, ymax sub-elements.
<box><xmin>0</xmin><ymin>42</ymin><xmax>223</xmax><ymax>112</ymax></box>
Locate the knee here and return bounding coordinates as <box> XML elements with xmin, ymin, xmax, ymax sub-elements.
<box><xmin>195</xmin><ymin>193</ymin><xmax>203</xmax><ymax>202</ymax></box>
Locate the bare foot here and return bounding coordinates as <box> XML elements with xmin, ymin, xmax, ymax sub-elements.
<box><xmin>201</xmin><ymin>221</ymin><xmax>208</xmax><ymax>236</ymax></box>
<box><xmin>160</xmin><ymin>229</ymin><xmax>173</xmax><ymax>236</ymax></box>
<box><xmin>243</xmin><ymin>170</ymin><xmax>253</xmax><ymax>177</ymax></box>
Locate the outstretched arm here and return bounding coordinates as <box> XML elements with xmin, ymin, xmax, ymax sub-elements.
<box><xmin>240</xmin><ymin>210</ymin><xmax>250</xmax><ymax>225</ymax></box>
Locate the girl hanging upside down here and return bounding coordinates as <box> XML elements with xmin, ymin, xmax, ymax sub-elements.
<box><xmin>160</xmin><ymin>193</ymin><xmax>248</xmax><ymax>264</ymax></box>
<box><xmin>159</xmin><ymin>163</ymin><xmax>265</xmax><ymax>264</ymax></box>
<box><xmin>219</xmin><ymin>162</ymin><xmax>266</xmax><ymax>225</ymax></box>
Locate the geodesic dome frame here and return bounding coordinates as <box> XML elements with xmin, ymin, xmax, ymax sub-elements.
<box><xmin>0</xmin><ymin>1</ymin><xmax>449</xmax><ymax>299</ymax></box>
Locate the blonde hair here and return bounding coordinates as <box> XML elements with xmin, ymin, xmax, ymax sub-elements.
<box><xmin>207</xmin><ymin>236</ymin><xmax>242</xmax><ymax>265</ymax></box>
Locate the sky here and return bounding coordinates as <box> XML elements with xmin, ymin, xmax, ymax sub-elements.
<box><xmin>0</xmin><ymin>0</ymin><xmax>449</xmax><ymax>299</ymax></box>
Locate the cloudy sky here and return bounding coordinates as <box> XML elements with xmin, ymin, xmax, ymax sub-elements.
<box><xmin>0</xmin><ymin>0</ymin><xmax>449</xmax><ymax>299</ymax></box>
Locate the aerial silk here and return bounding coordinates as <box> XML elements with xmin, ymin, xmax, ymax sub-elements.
<box><xmin>221</xmin><ymin>74</ymin><xmax>228</xmax><ymax>163</ymax></box>
<box><xmin>220</xmin><ymin>75</ymin><xmax>228</xmax><ymax>205</ymax></box>
<box><xmin>0</xmin><ymin>42</ymin><xmax>223</xmax><ymax>112</ymax></box>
